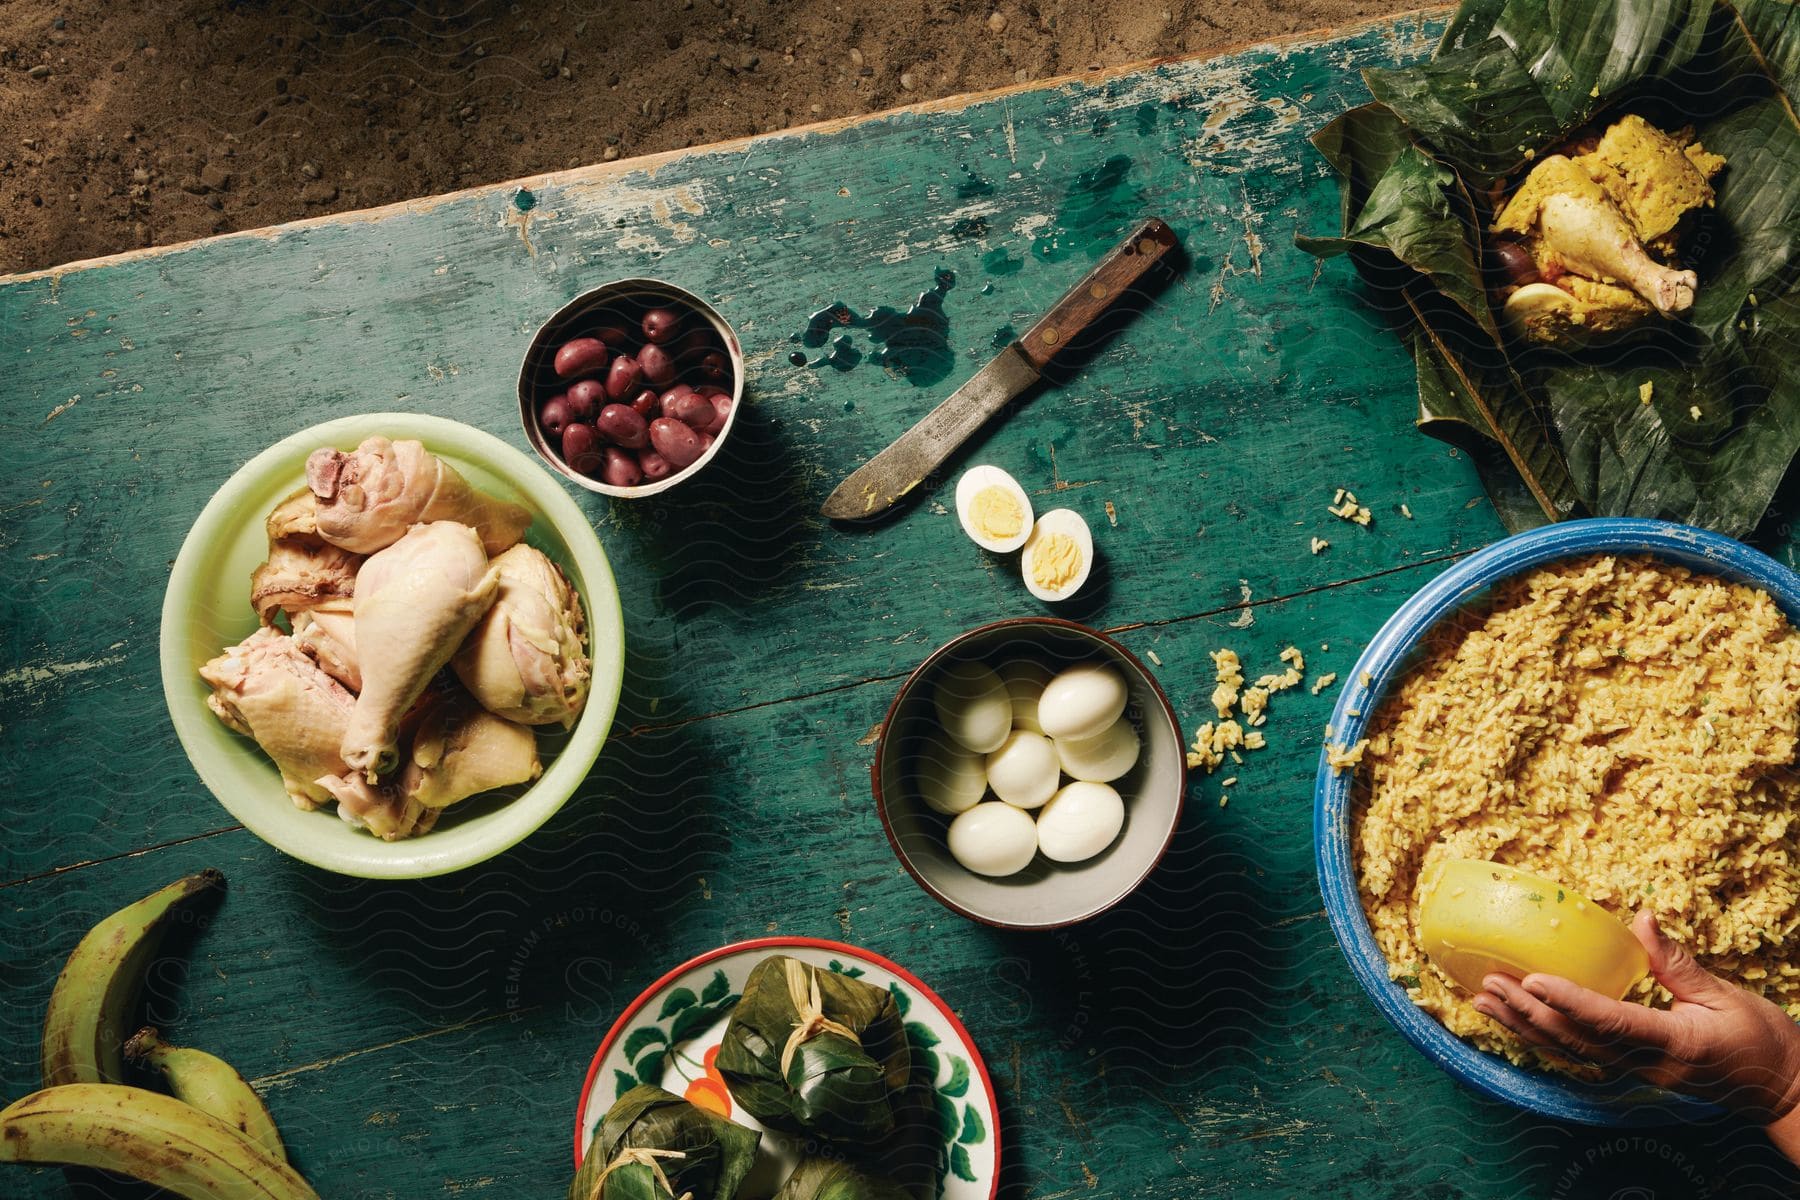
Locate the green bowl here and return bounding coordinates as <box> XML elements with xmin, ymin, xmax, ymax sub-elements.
<box><xmin>159</xmin><ymin>412</ymin><xmax>624</xmax><ymax>879</ymax></box>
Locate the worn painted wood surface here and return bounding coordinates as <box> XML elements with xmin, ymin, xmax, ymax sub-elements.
<box><xmin>5</xmin><ymin>11</ymin><xmax>1800</xmax><ymax>1198</ymax></box>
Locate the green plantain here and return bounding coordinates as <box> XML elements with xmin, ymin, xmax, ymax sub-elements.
<box><xmin>40</xmin><ymin>869</ymin><xmax>224</xmax><ymax>1087</ymax></box>
<box><xmin>0</xmin><ymin>1083</ymin><xmax>318</xmax><ymax>1200</ymax></box>
<box><xmin>126</xmin><ymin>1025</ymin><xmax>286</xmax><ymax>1161</ymax></box>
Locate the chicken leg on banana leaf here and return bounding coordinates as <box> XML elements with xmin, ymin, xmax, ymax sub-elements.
<box><xmin>1490</xmin><ymin>115</ymin><xmax>1725</xmax><ymax>345</ymax></box>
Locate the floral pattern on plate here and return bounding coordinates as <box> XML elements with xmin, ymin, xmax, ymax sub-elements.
<box><xmin>576</xmin><ymin>937</ymin><xmax>999</xmax><ymax>1199</ymax></box>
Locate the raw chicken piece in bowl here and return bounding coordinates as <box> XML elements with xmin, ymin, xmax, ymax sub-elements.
<box><xmin>161</xmin><ymin>413</ymin><xmax>624</xmax><ymax>879</ymax></box>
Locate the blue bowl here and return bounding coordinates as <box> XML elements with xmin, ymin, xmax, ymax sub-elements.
<box><xmin>1314</xmin><ymin>518</ymin><xmax>1800</xmax><ymax>1125</ymax></box>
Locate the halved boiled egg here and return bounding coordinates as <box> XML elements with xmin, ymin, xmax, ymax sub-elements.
<box><xmin>955</xmin><ymin>465</ymin><xmax>1034</xmax><ymax>553</ymax></box>
<box><xmin>1021</xmin><ymin>508</ymin><xmax>1094</xmax><ymax>602</ymax></box>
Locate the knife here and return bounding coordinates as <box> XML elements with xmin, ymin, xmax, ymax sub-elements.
<box><xmin>821</xmin><ymin>217</ymin><xmax>1181</xmax><ymax>520</ymax></box>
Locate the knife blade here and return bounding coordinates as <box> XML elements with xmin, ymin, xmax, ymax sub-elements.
<box><xmin>822</xmin><ymin>217</ymin><xmax>1180</xmax><ymax>520</ymax></box>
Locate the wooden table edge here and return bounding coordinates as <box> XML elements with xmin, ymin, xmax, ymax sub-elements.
<box><xmin>0</xmin><ymin>4</ymin><xmax>1451</xmax><ymax>288</ymax></box>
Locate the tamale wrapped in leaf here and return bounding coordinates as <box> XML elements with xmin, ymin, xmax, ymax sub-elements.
<box><xmin>773</xmin><ymin>1156</ymin><xmax>913</xmax><ymax>1200</ymax></box>
<box><xmin>568</xmin><ymin>1085</ymin><xmax>760</xmax><ymax>1200</ymax></box>
<box><xmin>716</xmin><ymin>956</ymin><xmax>910</xmax><ymax>1143</ymax></box>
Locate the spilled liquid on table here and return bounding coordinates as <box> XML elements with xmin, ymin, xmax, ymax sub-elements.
<box><xmin>790</xmin><ymin>268</ymin><xmax>956</xmax><ymax>387</ymax></box>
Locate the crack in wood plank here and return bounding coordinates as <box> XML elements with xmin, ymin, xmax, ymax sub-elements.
<box><xmin>250</xmin><ymin>1007</ymin><xmax>536</xmax><ymax>1090</ymax></box>
<box><xmin>0</xmin><ymin>549</ymin><xmax>1478</xmax><ymax>890</ymax></box>
<box><xmin>0</xmin><ymin>823</ymin><xmax>244</xmax><ymax>891</ymax></box>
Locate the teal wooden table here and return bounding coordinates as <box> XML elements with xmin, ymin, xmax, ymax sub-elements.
<box><xmin>6</xmin><ymin>10</ymin><xmax>1800</xmax><ymax>1197</ymax></box>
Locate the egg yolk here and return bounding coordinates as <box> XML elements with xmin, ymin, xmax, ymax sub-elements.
<box><xmin>970</xmin><ymin>486</ymin><xmax>1024</xmax><ymax>540</ymax></box>
<box><xmin>1030</xmin><ymin>533</ymin><xmax>1082</xmax><ymax>591</ymax></box>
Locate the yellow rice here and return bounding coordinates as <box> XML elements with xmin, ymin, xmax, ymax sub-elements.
<box><xmin>1353</xmin><ymin>554</ymin><xmax>1800</xmax><ymax>1070</ymax></box>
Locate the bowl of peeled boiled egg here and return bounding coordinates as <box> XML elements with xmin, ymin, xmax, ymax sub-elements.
<box><xmin>873</xmin><ymin>617</ymin><xmax>1187</xmax><ymax>928</ymax></box>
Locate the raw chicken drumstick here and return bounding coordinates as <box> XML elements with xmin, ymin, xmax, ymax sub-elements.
<box><xmin>340</xmin><ymin>521</ymin><xmax>500</xmax><ymax>781</ymax></box>
<box><xmin>199</xmin><ymin>626</ymin><xmax>355</xmax><ymax>808</ymax></box>
<box><xmin>453</xmin><ymin>544</ymin><xmax>591</xmax><ymax>728</ymax></box>
<box><xmin>306</xmin><ymin>435</ymin><xmax>531</xmax><ymax>556</ymax></box>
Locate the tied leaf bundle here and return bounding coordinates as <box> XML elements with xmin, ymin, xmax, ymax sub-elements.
<box><xmin>772</xmin><ymin>1156</ymin><xmax>912</xmax><ymax>1200</ymax></box>
<box><xmin>716</xmin><ymin>956</ymin><xmax>910</xmax><ymax>1143</ymax></box>
<box><xmin>569</xmin><ymin>1085</ymin><xmax>760</xmax><ymax>1200</ymax></box>
<box><xmin>1299</xmin><ymin>0</ymin><xmax>1800</xmax><ymax>537</ymax></box>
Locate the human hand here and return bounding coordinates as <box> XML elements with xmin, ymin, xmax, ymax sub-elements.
<box><xmin>1473</xmin><ymin>911</ymin><xmax>1800</xmax><ymax>1133</ymax></box>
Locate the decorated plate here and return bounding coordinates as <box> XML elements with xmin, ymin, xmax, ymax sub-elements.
<box><xmin>574</xmin><ymin>937</ymin><xmax>1000</xmax><ymax>1198</ymax></box>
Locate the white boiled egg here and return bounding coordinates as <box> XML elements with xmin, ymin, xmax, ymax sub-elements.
<box><xmin>955</xmin><ymin>465</ymin><xmax>1034</xmax><ymax>553</ymax></box>
<box><xmin>997</xmin><ymin>659</ymin><xmax>1055</xmax><ymax>734</ymax></box>
<box><xmin>947</xmin><ymin>800</ymin><xmax>1039</xmax><ymax>876</ymax></box>
<box><xmin>1055</xmin><ymin>717</ymin><xmax>1140</xmax><ymax>783</ymax></box>
<box><xmin>932</xmin><ymin>660</ymin><xmax>1011</xmax><ymax>754</ymax></box>
<box><xmin>1020</xmin><ymin>507</ymin><xmax>1093</xmax><ymax>602</ymax></box>
<box><xmin>1036</xmin><ymin>781</ymin><xmax>1125</xmax><ymax>863</ymax></box>
<box><xmin>984</xmin><ymin>730</ymin><xmax>1060</xmax><ymax>809</ymax></box>
<box><xmin>916</xmin><ymin>738</ymin><xmax>988</xmax><ymax>815</ymax></box>
<box><xmin>1038</xmin><ymin>663</ymin><xmax>1129</xmax><ymax>741</ymax></box>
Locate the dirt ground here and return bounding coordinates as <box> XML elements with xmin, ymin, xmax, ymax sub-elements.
<box><xmin>0</xmin><ymin>0</ymin><xmax>1400</xmax><ymax>275</ymax></box>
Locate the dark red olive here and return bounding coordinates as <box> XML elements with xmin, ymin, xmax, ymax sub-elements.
<box><xmin>669</xmin><ymin>390</ymin><xmax>714</xmax><ymax>430</ymax></box>
<box><xmin>561</xmin><ymin>423</ymin><xmax>602</xmax><ymax>475</ymax></box>
<box><xmin>565</xmin><ymin>378</ymin><xmax>605</xmax><ymax>421</ymax></box>
<box><xmin>597</xmin><ymin>403</ymin><xmax>649</xmax><ymax>449</ymax></box>
<box><xmin>649</xmin><ymin>417</ymin><xmax>704</xmax><ymax>467</ymax></box>
<box><xmin>554</xmin><ymin>337</ymin><xmax>609</xmax><ymax>379</ymax></box>
<box><xmin>538</xmin><ymin>395</ymin><xmax>572</xmax><ymax>439</ymax></box>
<box><xmin>698</xmin><ymin>432</ymin><xmax>715</xmax><ymax>452</ymax></box>
<box><xmin>641</xmin><ymin>307</ymin><xmax>681</xmax><ymax>344</ymax></box>
<box><xmin>593</xmin><ymin>325</ymin><xmax>634</xmax><ymax>354</ymax></box>
<box><xmin>604</xmin><ymin>354</ymin><xmax>642</xmax><ymax>401</ymax></box>
<box><xmin>693</xmin><ymin>350</ymin><xmax>732</xmax><ymax>385</ymax></box>
<box><xmin>630</xmin><ymin>388</ymin><xmax>659</xmax><ymax>420</ymax></box>
<box><xmin>600</xmin><ymin>446</ymin><xmax>643</xmax><ymax>488</ymax></box>
<box><xmin>638</xmin><ymin>449</ymin><xmax>673</xmax><ymax>481</ymax></box>
<box><xmin>698</xmin><ymin>393</ymin><xmax>731</xmax><ymax>435</ymax></box>
<box><xmin>1488</xmin><ymin>240</ymin><xmax>1538</xmax><ymax>287</ymax></box>
<box><xmin>675</xmin><ymin>327</ymin><xmax>722</xmax><ymax>361</ymax></box>
<box><xmin>638</xmin><ymin>344</ymin><xmax>677</xmax><ymax>388</ymax></box>
<box><xmin>658</xmin><ymin>383</ymin><xmax>695</xmax><ymax>416</ymax></box>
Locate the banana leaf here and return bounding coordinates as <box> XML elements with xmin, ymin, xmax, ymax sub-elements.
<box><xmin>716</xmin><ymin>956</ymin><xmax>910</xmax><ymax>1144</ymax></box>
<box><xmin>772</xmin><ymin>1156</ymin><xmax>912</xmax><ymax>1200</ymax></box>
<box><xmin>568</xmin><ymin>1085</ymin><xmax>760</xmax><ymax>1200</ymax></box>
<box><xmin>1300</xmin><ymin>0</ymin><xmax>1800</xmax><ymax>538</ymax></box>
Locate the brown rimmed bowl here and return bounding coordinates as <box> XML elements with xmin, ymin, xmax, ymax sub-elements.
<box><xmin>518</xmin><ymin>277</ymin><xmax>745</xmax><ymax>498</ymax></box>
<box><xmin>873</xmin><ymin>617</ymin><xmax>1186</xmax><ymax>929</ymax></box>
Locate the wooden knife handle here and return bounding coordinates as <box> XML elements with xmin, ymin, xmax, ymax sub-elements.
<box><xmin>1018</xmin><ymin>217</ymin><xmax>1180</xmax><ymax>372</ymax></box>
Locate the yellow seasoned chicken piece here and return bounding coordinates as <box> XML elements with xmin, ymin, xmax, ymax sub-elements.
<box><xmin>1587</xmin><ymin>114</ymin><xmax>1724</xmax><ymax>251</ymax></box>
<box><xmin>1491</xmin><ymin>117</ymin><xmax>1724</xmax><ymax>344</ymax></box>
